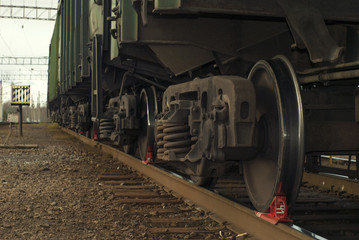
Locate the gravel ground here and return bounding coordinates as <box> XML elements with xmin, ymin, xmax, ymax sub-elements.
<box><xmin>0</xmin><ymin>123</ymin><xmax>236</xmax><ymax>240</ymax></box>
<box><xmin>0</xmin><ymin>123</ymin><xmax>126</xmax><ymax>239</ymax></box>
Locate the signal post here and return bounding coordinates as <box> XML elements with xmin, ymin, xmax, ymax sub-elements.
<box><xmin>11</xmin><ymin>85</ymin><xmax>30</xmax><ymax>136</ymax></box>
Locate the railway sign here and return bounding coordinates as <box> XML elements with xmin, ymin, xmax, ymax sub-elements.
<box><xmin>11</xmin><ymin>85</ymin><xmax>30</xmax><ymax>106</ymax></box>
<box><xmin>7</xmin><ymin>113</ymin><xmax>19</xmax><ymax>123</ymax></box>
<box><xmin>10</xmin><ymin>85</ymin><xmax>30</xmax><ymax>136</ymax></box>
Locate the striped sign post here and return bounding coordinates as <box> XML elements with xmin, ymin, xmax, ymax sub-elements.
<box><xmin>11</xmin><ymin>85</ymin><xmax>31</xmax><ymax>136</ymax></box>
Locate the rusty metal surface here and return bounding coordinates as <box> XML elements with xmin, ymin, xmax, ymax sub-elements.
<box><xmin>62</xmin><ymin>127</ymin><xmax>314</xmax><ymax>240</ymax></box>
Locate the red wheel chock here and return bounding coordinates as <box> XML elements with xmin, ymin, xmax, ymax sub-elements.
<box><xmin>93</xmin><ymin>130</ymin><xmax>98</xmax><ymax>141</ymax></box>
<box><xmin>143</xmin><ymin>146</ymin><xmax>154</xmax><ymax>165</ymax></box>
<box><xmin>256</xmin><ymin>195</ymin><xmax>293</xmax><ymax>225</ymax></box>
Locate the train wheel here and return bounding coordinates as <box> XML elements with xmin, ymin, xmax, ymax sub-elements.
<box><xmin>123</xmin><ymin>144</ymin><xmax>135</xmax><ymax>154</ymax></box>
<box><xmin>137</xmin><ymin>87</ymin><xmax>157</xmax><ymax>160</ymax></box>
<box><xmin>243</xmin><ymin>56</ymin><xmax>304</xmax><ymax>212</ymax></box>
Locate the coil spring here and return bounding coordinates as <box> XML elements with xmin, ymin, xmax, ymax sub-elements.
<box><xmin>99</xmin><ymin>118</ymin><xmax>115</xmax><ymax>139</ymax></box>
<box><xmin>156</xmin><ymin>122</ymin><xmax>193</xmax><ymax>160</ymax></box>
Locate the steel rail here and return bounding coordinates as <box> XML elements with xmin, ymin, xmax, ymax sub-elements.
<box><xmin>62</xmin><ymin>127</ymin><xmax>315</xmax><ymax>240</ymax></box>
<box><xmin>321</xmin><ymin>155</ymin><xmax>357</xmax><ymax>163</ymax></box>
<box><xmin>303</xmin><ymin>172</ymin><xmax>359</xmax><ymax>196</ymax></box>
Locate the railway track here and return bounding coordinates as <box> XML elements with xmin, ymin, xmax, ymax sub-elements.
<box><xmin>62</xmin><ymin>128</ymin><xmax>359</xmax><ymax>240</ymax></box>
<box><xmin>293</xmin><ymin>184</ymin><xmax>359</xmax><ymax>240</ymax></box>
<box><xmin>98</xmin><ymin>168</ymin><xmax>238</xmax><ymax>239</ymax></box>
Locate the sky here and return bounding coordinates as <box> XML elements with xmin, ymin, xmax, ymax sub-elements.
<box><xmin>0</xmin><ymin>0</ymin><xmax>58</xmax><ymax>107</ymax></box>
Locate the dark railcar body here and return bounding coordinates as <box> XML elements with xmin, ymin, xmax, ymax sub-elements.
<box><xmin>48</xmin><ymin>0</ymin><xmax>359</xmax><ymax>212</ymax></box>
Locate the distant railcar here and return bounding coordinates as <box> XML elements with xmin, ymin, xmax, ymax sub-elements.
<box><xmin>48</xmin><ymin>0</ymin><xmax>359</xmax><ymax>212</ymax></box>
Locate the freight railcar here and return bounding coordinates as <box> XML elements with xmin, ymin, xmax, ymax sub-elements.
<box><xmin>48</xmin><ymin>0</ymin><xmax>359</xmax><ymax>212</ymax></box>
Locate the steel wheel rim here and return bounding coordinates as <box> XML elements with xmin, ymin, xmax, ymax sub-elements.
<box><xmin>138</xmin><ymin>88</ymin><xmax>156</xmax><ymax>160</ymax></box>
<box><xmin>243</xmin><ymin>56</ymin><xmax>304</xmax><ymax>212</ymax></box>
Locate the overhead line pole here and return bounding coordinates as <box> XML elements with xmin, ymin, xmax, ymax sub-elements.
<box><xmin>0</xmin><ymin>57</ymin><xmax>49</xmax><ymax>65</ymax></box>
<box><xmin>0</xmin><ymin>5</ymin><xmax>57</xmax><ymax>21</ymax></box>
<box><xmin>0</xmin><ymin>75</ymin><xmax>48</xmax><ymax>82</ymax></box>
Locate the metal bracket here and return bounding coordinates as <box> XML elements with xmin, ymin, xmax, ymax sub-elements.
<box><xmin>132</xmin><ymin>0</ymin><xmax>148</xmax><ymax>26</ymax></box>
<box><xmin>277</xmin><ymin>0</ymin><xmax>343</xmax><ymax>63</ymax></box>
<box><xmin>141</xmin><ymin>0</ymin><xmax>148</xmax><ymax>27</ymax></box>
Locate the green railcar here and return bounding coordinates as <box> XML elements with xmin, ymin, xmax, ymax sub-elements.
<box><xmin>48</xmin><ymin>16</ymin><xmax>60</xmax><ymax>104</ymax></box>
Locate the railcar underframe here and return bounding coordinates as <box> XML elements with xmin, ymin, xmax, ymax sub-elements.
<box><xmin>48</xmin><ymin>0</ymin><xmax>359</xmax><ymax>212</ymax></box>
